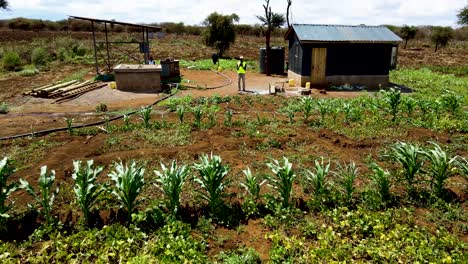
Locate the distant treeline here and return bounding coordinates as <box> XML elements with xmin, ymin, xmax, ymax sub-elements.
<box><xmin>385</xmin><ymin>25</ymin><xmax>467</xmax><ymax>41</ymax></box>
<box><xmin>0</xmin><ymin>17</ymin><xmax>287</xmax><ymax>37</ymax></box>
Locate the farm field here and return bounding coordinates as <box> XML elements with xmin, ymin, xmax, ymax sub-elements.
<box><xmin>0</xmin><ymin>31</ymin><xmax>467</xmax><ymax>263</ymax></box>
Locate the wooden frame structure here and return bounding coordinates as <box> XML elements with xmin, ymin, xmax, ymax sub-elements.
<box><xmin>69</xmin><ymin>16</ymin><xmax>162</xmax><ymax>74</ymax></box>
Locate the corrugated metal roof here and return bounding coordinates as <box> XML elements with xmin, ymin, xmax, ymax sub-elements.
<box><xmin>290</xmin><ymin>24</ymin><xmax>402</xmax><ymax>43</ymax></box>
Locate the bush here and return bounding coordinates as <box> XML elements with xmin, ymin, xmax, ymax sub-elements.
<box><xmin>71</xmin><ymin>43</ymin><xmax>87</xmax><ymax>57</ymax></box>
<box><xmin>31</xmin><ymin>47</ymin><xmax>49</xmax><ymax>66</ymax></box>
<box><xmin>0</xmin><ymin>102</ymin><xmax>8</xmax><ymax>114</ymax></box>
<box><xmin>18</xmin><ymin>66</ymin><xmax>39</xmax><ymax>76</ymax></box>
<box><xmin>95</xmin><ymin>103</ymin><xmax>108</xmax><ymax>112</ymax></box>
<box><xmin>2</xmin><ymin>51</ymin><xmax>21</xmax><ymax>71</ymax></box>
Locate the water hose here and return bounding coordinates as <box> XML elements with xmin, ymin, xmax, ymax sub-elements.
<box><xmin>182</xmin><ymin>69</ymin><xmax>232</xmax><ymax>89</ymax></box>
<box><xmin>0</xmin><ymin>93</ymin><xmax>175</xmax><ymax>141</ymax></box>
<box><xmin>0</xmin><ymin>69</ymin><xmax>232</xmax><ymax>141</ymax></box>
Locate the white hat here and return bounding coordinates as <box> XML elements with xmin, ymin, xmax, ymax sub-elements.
<box><xmin>240</xmin><ymin>56</ymin><xmax>244</xmax><ymax>59</ymax></box>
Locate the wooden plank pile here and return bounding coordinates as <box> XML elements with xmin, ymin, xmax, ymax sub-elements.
<box><xmin>24</xmin><ymin>80</ymin><xmax>108</xmax><ymax>102</ymax></box>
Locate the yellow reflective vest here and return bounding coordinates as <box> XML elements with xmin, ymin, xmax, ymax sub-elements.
<box><xmin>237</xmin><ymin>61</ymin><xmax>246</xmax><ymax>74</ymax></box>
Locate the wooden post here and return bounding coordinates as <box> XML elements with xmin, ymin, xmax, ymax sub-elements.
<box><xmin>142</xmin><ymin>26</ymin><xmax>147</xmax><ymax>64</ymax></box>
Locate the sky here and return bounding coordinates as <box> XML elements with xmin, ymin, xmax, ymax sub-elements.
<box><xmin>0</xmin><ymin>0</ymin><xmax>466</xmax><ymax>27</ymax></box>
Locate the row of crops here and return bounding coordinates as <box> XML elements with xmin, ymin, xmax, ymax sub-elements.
<box><xmin>0</xmin><ymin>68</ymin><xmax>466</xmax><ymax>262</ymax></box>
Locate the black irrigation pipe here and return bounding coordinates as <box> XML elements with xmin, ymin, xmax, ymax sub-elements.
<box><xmin>0</xmin><ymin>69</ymin><xmax>233</xmax><ymax>141</ymax></box>
<box><xmin>0</xmin><ymin>93</ymin><xmax>175</xmax><ymax>141</ymax></box>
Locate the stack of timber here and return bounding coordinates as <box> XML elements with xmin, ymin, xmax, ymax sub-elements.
<box><xmin>24</xmin><ymin>80</ymin><xmax>107</xmax><ymax>102</ymax></box>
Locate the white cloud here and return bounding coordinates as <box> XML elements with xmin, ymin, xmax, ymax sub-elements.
<box><xmin>1</xmin><ymin>0</ymin><xmax>465</xmax><ymax>26</ymax></box>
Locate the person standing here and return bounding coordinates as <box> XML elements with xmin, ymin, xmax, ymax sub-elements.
<box><xmin>237</xmin><ymin>56</ymin><xmax>247</xmax><ymax>92</ymax></box>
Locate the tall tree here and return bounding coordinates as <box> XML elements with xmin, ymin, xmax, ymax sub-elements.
<box><xmin>400</xmin><ymin>25</ymin><xmax>417</xmax><ymax>49</ymax></box>
<box><xmin>430</xmin><ymin>26</ymin><xmax>454</xmax><ymax>52</ymax></box>
<box><xmin>203</xmin><ymin>12</ymin><xmax>239</xmax><ymax>58</ymax></box>
<box><xmin>457</xmin><ymin>5</ymin><xmax>468</xmax><ymax>26</ymax></box>
<box><xmin>286</xmin><ymin>0</ymin><xmax>292</xmax><ymax>27</ymax></box>
<box><xmin>0</xmin><ymin>0</ymin><xmax>8</xmax><ymax>10</ymax></box>
<box><xmin>257</xmin><ymin>0</ymin><xmax>285</xmax><ymax>76</ymax></box>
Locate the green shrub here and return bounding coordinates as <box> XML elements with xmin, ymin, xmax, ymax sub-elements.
<box><xmin>18</xmin><ymin>65</ymin><xmax>39</xmax><ymax>76</ymax></box>
<box><xmin>2</xmin><ymin>51</ymin><xmax>21</xmax><ymax>71</ymax></box>
<box><xmin>31</xmin><ymin>47</ymin><xmax>49</xmax><ymax>66</ymax></box>
<box><xmin>0</xmin><ymin>102</ymin><xmax>8</xmax><ymax>114</ymax></box>
<box><xmin>95</xmin><ymin>103</ymin><xmax>108</xmax><ymax>112</ymax></box>
<box><xmin>72</xmin><ymin>43</ymin><xmax>87</xmax><ymax>57</ymax></box>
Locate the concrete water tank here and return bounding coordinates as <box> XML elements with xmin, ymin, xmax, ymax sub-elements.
<box><xmin>113</xmin><ymin>64</ymin><xmax>162</xmax><ymax>92</ymax></box>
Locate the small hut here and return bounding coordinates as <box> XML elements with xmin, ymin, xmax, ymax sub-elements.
<box><xmin>284</xmin><ymin>24</ymin><xmax>402</xmax><ymax>88</ymax></box>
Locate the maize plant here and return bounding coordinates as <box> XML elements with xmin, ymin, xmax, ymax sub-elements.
<box><xmin>207</xmin><ymin>106</ymin><xmax>219</xmax><ymax>127</ymax></box>
<box><xmin>403</xmin><ymin>97</ymin><xmax>417</xmax><ymax>118</ymax></box>
<box><xmin>192</xmin><ymin>105</ymin><xmax>204</xmax><ymax>129</ymax></box>
<box><xmin>300</xmin><ymin>96</ymin><xmax>314</xmax><ymax>122</ymax></box>
<box><xmin>282</xmin><ymin>103</ymin><xmax>299</xmax><ymax>124</ymax></box>
<box><xmin>72</xmin><ymin>160</ymin><xmax>106</xmax><ymax>226</ymax></box>
<box><xmin>266</xmin><ymin>157</ymin><xmax>296</xmax><ymax>208</ymax></box>
<box><xmin>0</xmin><ymin>157</ymin><xmax>19</xmax><ymax>229</ymax></box>
<box><xmin>329</xmin><ymin>100</ymin><xmax>341</xmax><ymax>122</ymax></box>
<box><xmin>64</xmin><ymin>117</ymin><xmax>74</xmax><ymax>135</ymax></box>
<box><xmin>458</xmin><ymin>157</ymin><xmax>468</xmax><ymax>177</ymax></box>
<box><xmin>334</xmin><ymin>161</ymin><xmax>358</xmax><ymax>205</ymax></box>
<box><xmin>108</xmin><ymin>160</ymin><xmax>145</xmax><ymax>222</ymax></box>
<box><xmin>441</xmin><ymin>90</ymin><xmax>462</xmax><ymax>116</ymax></box>
<box><xmin>123</xmin><ymin>114</ymin><xmax>131</xmax><ymax>130</ymax></box>
<box><xmin>315</xmin><ymin>99</ymin><xmax>329</xmax><ymax>125</ymax></box>
<box><xmin>342</xmin><ymin>103</ymin><xmax>352</xmax><ymax>124</ymax></box>
<box><xmin>240</xmin><ymin>167</ymin><xmax>266</xmax><ymax>202</ymax></box>
<box><xmin>176</xmin><ymin>105</ymin><xmax>185</xmax><ymax>123</ymax></box>
<box><xmin>193</xmin><ymin>154</ymin><xmax>230</xmax><ymax>215</ymax></box>
<box><xmin>154</xmin><ymin>160</ymin><xmax>189</xmax><ymax>216</ymax></box>
<box><xmin>387</xmin><ymin>142</ymin><xmax>424</xmax><ymax>195</ymax></box>
<box><xmin>369</xmin><ymin>163</ymin><xmax>392</xmax><ymax>202</ymax></box>
<box><xmin>224</xmin><ymin>108</ymin><xmax>233</xmax><ymax>127</ymax></box>
<box><xmin>20</xmin><ymin>166</ymin><xmax>59</xmax><ymax>226</ymax></box>
<box><xmin>139</xmin><ymin>107</ymin><xmax>152</xmax><ymax>128</ymax></box>
<box><xmin>423</xmin><ymin>142</ymin><xmax>458</xmax><ymax>199</ymax></box>
<box><xmin>305</xmin><ymin>158</ymin><xmax>331</xmax><ymax>202</ymax></box>
<box><xmin>417</xmin><ymin>99</ymin><xmax>431</xmax><ymax>120</ymax></box>
<box><xmin>382</xmin><ymin>88</ymin><xmax>401</xmax><ymax>122</ymax></box>
<box><xmin>240</xmin><ymin>167</ymin><xmax>266</xmax><ymax>217</ymax></box>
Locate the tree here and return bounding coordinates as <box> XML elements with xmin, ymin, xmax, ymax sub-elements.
<box><xmin>203</xmin><ymin>12</ymin><xmax>239</xmax><ymax>58</ymax></box>
<box><xmin>400</xmin><ymin>25</ymin><xmax>417</xmax><ymax>49</ymax></box>
<box><xmin>286</xmin><ymin>0</ymin><xmax>292</xmax><ymax>27</ymax></box>
<box><xmin>0</xmin><ymin>0</ymin><xmax>8</xmax><ymax>10</ymax></box>
<box><xmin>430</xmin><ymin>26</ymin><xmax>454</xmax><ymax>52</ymax></box>
<box><xmin>257</xmin><ymin>0</ymin><xmax>286</xmax><ymax>76</ymax></box>
<box><xmin>457</xmin><ymin>5</ymin><xmax>468</xmax><ymax>26</ymax></box>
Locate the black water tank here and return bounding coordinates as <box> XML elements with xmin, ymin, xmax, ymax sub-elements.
<box><xmin>259</xmin><ymin>47</ymin><xmax>285</xmax><ymax>75</ymax></box>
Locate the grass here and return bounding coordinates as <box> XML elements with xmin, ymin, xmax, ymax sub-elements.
<box><xmin>61</xmin><ymin>68</ymin><xmax>89</xmax><ymax>82</ymax></box>
<box><xmin>0</xmin><ymin>139</ymin><xmax>63</xmax><ymax>171</ymax></box>
<box><xmin>180</xmin><ymin>58</ymin><xmax>258</xmax><ymax>71</ymax></box>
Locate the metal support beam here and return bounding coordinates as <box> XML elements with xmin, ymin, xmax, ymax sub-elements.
<box><xmin>91</xmin><ymin>21</ymin><xmax>99</xmax><ymax>75</ymax></box>
<box><xmin>104</xmin><ymin>22</ymin><xmax>111</xmax><ymax>71</ymax></box>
